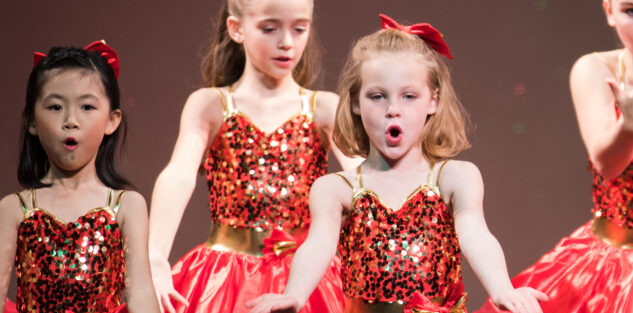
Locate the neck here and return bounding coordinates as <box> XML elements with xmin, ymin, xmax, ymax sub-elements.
<box><xmin>43</xmin><ymin>160</ymin><xmax>101</xmax><ymax>191</ymax></box>
<box><xmin>622</xmin><ymin>48</ymin><xmax>633</xmax><ymax>86</ymax></box>
<box><xmin>364</xmin><ymin>145</ymin><xmax>429</xmax><ymax>172</ymax></box>
<box><xmin>237</xmin><ymin>61</ymin><xmax>301</xmax><ymax>94</ymax></box>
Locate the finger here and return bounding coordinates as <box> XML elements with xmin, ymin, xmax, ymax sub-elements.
<box><xmin>162</xmin><ymin>294</ymin><xmax>177</xmax><ymax>313</ymax></box>
<box><xmin>158</xmin><ymin>299</ymin><xmax>165</xmax><ymax>313</ymax></box>
<box><xmin>527</xmin><ymin>298</ymin><xmax>543</xmax><ymax>313</ymax></box>
<box><xmin>246</xmin><ymin>296</ymin><xmax>263</xmax><ymax>308</ymax></box>
<box><xmin>528</xmin><ymin>288</ymin><xmax>549</xmax><ymax>302</ymax></box>
<box><xmin>170</xmin><ymin>290</ymin><xmax>189</xmax><ymax>306</ymax></box>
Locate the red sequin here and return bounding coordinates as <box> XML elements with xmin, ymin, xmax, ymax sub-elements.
<box><xmin>339</xmin><ymin>185</ymin><xmax>462</xmax><ymax>303</ymax></box>
<box><xmin>15</xmin><ymin>207</ymin><xmax>124</xmax><ymax>312</ymax></box>
<box><xmin>204</xmin><ymin>110</ymin><xmax>327</xmax><ymax>230</ymax></box>
<box><xmin>591</xmin><ymin>161</ymin><xmax>633</xmax><ymax>228</ymax></box>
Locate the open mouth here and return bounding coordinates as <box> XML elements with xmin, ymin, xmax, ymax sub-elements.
<box><xmin>386</xmin><ymin>125</ymin><xmax>403</xmax><ymax>145</ymax></box>
<box><xmin>64</xmin><ymin>137</ymin><xmax>78</xmax><ymax>151</ymax></box>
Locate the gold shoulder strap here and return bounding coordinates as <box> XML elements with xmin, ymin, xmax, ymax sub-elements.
<box><xmin>436</xmin><ymin>160</ymin><xmax>451</xmax><ymax>186</ymax></box>
<box><xmin>14</xmin><ymin>191</ymin><xmax>29</xmax><ymax>214</ymax></box>
<box><xmin>334</xmin><ymin>173</ymin><xmax>355</xmax><ymax>193</ymax></box>
<box><xmin>112</xmin><ymin>191</ymin><xmax>126</xmax><ymax>214</ymax></box>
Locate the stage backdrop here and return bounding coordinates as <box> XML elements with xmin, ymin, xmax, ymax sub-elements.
<box><xmin>0</xmin><ymin>0</ymin><xmax>616</xmax><ymax>310</ymax></box>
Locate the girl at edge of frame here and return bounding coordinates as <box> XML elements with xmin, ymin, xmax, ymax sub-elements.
<box><xmin>0</xmin><ymin>42</ymin><xmax>159</xmax><ymax>313</ymax></box>
<box><xmin>147</xmin><ymin>0</ymin><xmax>361</xmax><ymax>312</ymax></box>
<box><xmin>477</xmin><ymin>0</ymin><xmax>633</xmax><ymax>312</ymax></box>
<box><xmin>247</xmin><ymin>14</ymin><xmax>548</xmax><ymax>313</ymax></box>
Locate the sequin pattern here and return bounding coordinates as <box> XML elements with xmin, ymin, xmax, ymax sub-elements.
<box><xmin>15</xmin><ymin>208</ymin><xmax>124</xmax><ymax>312</ymax></box>
<box><xmin>591</xmin><ymin>161</ymin><xmax>633</xmax><ymax>228</ymax></box>
<box><xmin>204</xmin><ymin>112</ymin><xmax>327</xmax><ymax>230</ymax></box>
<box><xmin>339</xmin><ymin>186</ymin><xmax>462</xmax><ymax>303</ymax></box>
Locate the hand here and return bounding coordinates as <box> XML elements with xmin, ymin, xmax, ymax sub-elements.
<box><xmin>246</xmin><ymin>293</ymin><xmax>300</xmax><ymax>313</ymax></box>
<box><xmin>607</xmin><ymin>78</ymin><xmax>633</xmax><ymax>124</ymax></box>
<box><xmin>493</xmin><ymin>287</ymin><xmax>548</xmax><ymax>313</ymax></box>
<box><xmin>150</xmin><ymin>256</ymin><xmax>188</xmax><ymax>313</ymax></box>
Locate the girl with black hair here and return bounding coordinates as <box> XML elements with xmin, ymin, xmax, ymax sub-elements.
<box><xmin>0</xmin><ymin>41</ymin><xmax>159</xmax><ymax>313</ymax></box>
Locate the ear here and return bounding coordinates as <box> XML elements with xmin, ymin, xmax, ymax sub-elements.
<box><xmin>105</xmin><ymin>109</ymin><xmax>122</xmax><ymax>135</ymax></box>
<box><xmin>351</xmin><ymin>100</ymin><xmax>361</xmax><ymax>115</ymax></box>
<box><xmin>28</xmin><ymin>122</ymin><xmax>37</xmax><ymax>136</ymax></box>
<box><xmin>226</xmin><ymin>15</ymin><xmax>244</xmax><ymax>44</ymax></box>
<box><xmin>427</xmin><ymin>88</ymin><xmax>439</xmax><ymax>115</ymax></box>
<box><xmin>604</xmin><ymin>0</ymin><xmax>616</xmax><ymax>27</ymax></box>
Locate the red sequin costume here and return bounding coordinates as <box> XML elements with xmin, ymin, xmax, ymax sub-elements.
<box><xmin>170</xmin><ymin>87</ymin><xmax>343</xmax><ymax>313</ymax></box>
<box><xmin>477</xmin><ymin>52</ymin><xmax>633</xmax><ymax>313</ymax></box>
<box><xmin>336</xmin><ymin>162</ymin><xmax>467</xmax><ymax>313</ymax></box>
<box><xmin>10</xmin><ymin>189</ymin><xmax>126</xmax><ymax>313</ymax></box>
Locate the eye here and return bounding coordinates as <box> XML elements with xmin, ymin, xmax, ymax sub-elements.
<box><xmin>261</xmin><ymin>26</ymin><xmax>277</xmax><ymax>33</ymax></box>
<box><xmin>625</xmin><ymin>8</ymin><xmax>633</xmax><ymax>16</ymax></box>
<box><xmin>81</xmin><ymin>104</ymin><xmax>96</xmax><ymax>111</ymax></box>
<box><xmin>46</xmin><ymin>104</ymin><xmax>62</xmax><ymax>111</ymax></box>
<box><xmin>403</xmin><ymin>93</ymin><xmax>417</xmax><ymax>101</ymax></box>
<box><xmin>368</xmin><ymin>93</ymin><xmax>386</xmax><ymax>101</ymax></box>
<box><xmin>294</xmin><ymin>26</ymin><xmax>308</xmax><ymax>34</ymax></box>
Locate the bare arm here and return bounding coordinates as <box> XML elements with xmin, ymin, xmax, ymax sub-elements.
<box><xmin>0</xmin><ymin>194</ymin><xmax>21</xmax><ymax>312</ymax></box>
<box><xmin>247</xmin><ymin>174</ymin><xmax>349</xmax><ymax>313</ymax></box>
<box><xmin>118</xmin><ymin>191</ymin><xmax>160</xmax><ymax>312</ymax></box>
<box><xmin>444</xmin><ymin>161</ymin><xmax>547</xmax><ymax>313</ymax></box>
<box><xmin>313</xmin><ymin>91</ymin><xmax>363</xmax><ymax>170</ymax></box>
<box><xmin>147</xmin><ymin>88</ymin><xmax>224</xmax><ymax>312</ymax></box>
<box><xmin>571</xmin><ymin>52</ymin><xmax>633</xmax><ymax>179</ymax></box>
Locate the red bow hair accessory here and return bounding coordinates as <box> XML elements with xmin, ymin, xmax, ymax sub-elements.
<box><xmin>33</xmin><ymin>40</ymin><xmax>120</xmax><ymax>79</ymax></box>
<box><xmin>379</xmin><ymin>14</ymin><xmax>453</xmax><ymax>59</ymax></box>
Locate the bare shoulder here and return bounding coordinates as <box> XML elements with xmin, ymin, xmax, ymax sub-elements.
<box><xmin>570</xmin><ymin>50</ymin><xmax>618</xmax><ymax>86</ymax></box>
<box><xmin>115</xmin><ymin>190</ymin><xmax>148</xmax><ymax>225</ymax></box>
<box><xmin>311</xmin><ymin>172</ymin><xmax>355</xmax><ymax>206</ymax></box>
<box><xmin>311</xmin><ymin>90</ymin><xmax>340</xmax><ymax>126</ymax></box>
<box><xmin>0</xmin><ymin>191</ymin><xmax>26</xmax><ymax>225</ymax></box>
<box><xmin>182</xmin><ymin>87</ymin><xmax>225</xmax><ymax>118</ymax></box>
<box><xmin>438</xmin><ymin>160</ymin><xmax>482</xmax><ymax>193</ymax></box>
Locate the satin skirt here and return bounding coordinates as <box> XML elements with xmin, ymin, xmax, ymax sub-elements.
<box><xmin>476</xmin><ymin>220</ymin><xmax>633</xmax><ymax>313</ymax></box>
<box><xmin>169</xmin><ymin>243</ymin><xmax>344</xmax><ymax>313</ymax></box>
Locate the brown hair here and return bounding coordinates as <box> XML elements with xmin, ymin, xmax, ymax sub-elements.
<box><xmin>200</xmin><ymin>0</ymin><xmax>320</xmax><ymax>88</ymax></box>
<box><xmin>333</xmin><ymin>29</ymin><xmax>471</xmax><ymax>163</ymax></box>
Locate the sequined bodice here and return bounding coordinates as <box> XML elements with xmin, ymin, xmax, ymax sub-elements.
<box><xmin>337</xmin><ymin>165</ymin><xmax>462</xmax><ymax>303</ymax></box>
<box><xmin>591</xmin><ymin>161</ymin><xmax>633</xmax><ymax>228</ymax></box>
<box><xmin>14</xmin><ymin>189</ymin><xmax>125</xmax><ymax>313</ymax></box>
<box><xmin>204</xmin><ymin>88</ymin><xmax>327</xmax><ymax>230</ymax></box>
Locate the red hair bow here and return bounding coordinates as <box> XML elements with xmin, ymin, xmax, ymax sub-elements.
<box><xmin>33</xmin><ymin>40</ymin><xmax>120</xmax><ymax>79</ymax></box>
<box><xmin>379</xmin><ymin>14</ymin><xmax>453</xmax><ymax>59</ymax></box>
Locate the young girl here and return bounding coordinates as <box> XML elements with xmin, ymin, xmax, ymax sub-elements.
<box><xmin>0</xmin><ymin>41</ymin><xmax>159</xmax><ymax>313</ymax></box>
<box><xmin>247</xmin><ymin>15</ymin><xmax>548</xmax><ymax>313</ymax></box>
<box><xmin>477</xmin><ymin>0</ymin><xmax>633</xmax><ymax>312</ymax></box>
<box><xmin>147</xmin><ymin>0</ymin><xmax>359</xmax><ymax>312</ymax></box>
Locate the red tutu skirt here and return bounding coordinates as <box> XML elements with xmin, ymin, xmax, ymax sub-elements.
<box><xmin>170</xmin><ymin>242</ymin><xmax>344</xmax><ymax>313</ymax></box>
<box><xmin>476</xmin><ymin>220</ymin><xmax>633</xmax><ymax>313</ymax></box>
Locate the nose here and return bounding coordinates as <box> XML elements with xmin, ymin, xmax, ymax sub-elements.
<box><xmin>386</xmin><ymin>100</ymin><xmax>401</xmax><ymax>118</ymax></box>
<box><xmin>63</xmin><ymin>110</ymin><xmax>79</xmax><ymax>130</ymax></box>
<box><xmin>278</xmin><ymin>30</ymin><xmax>292</xmax><ymax>50</ymax></box>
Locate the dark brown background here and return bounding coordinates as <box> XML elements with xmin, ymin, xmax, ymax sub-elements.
<box><xmin>0</xmin><ymin>0</ymin><xmax>617</xmax><ymax>310</ymax></box>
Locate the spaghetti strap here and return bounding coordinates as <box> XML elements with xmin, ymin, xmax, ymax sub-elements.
<box><xmin>14</xmin><ymin>192</ymin><xmax>29</xmax><ymax>214</ymax></box>
<box><xmin>356</xmin><ymin>166</ymin><xmax>364</xmax><ymax>189</ymax></box>
<box><xmin>30</xmin><ymin>189</ymin><xmax>37</xmax><ymax>209</ymax></box>
<box><xmin>105</xmin><ymin>188</ymin><xmax>114</xmax><ymax>209</ymax></box>
<box><xmin>436</xmin><ymin>160</ymin><xmax>451</xmax><ymax>186</ymax></box>
<box><xmin>310</xmin><ymin>91</ymin><xmax>318</xmax><ymax>115</ymax></box>
<box><xmin>426</xmin><ymin>163</ymin><xmax>437</xmax><ymax>185</ymax></box>
<box><xmin>334</xmin><ymin>173</ymin><xmax>355</xmax><ymax>193</ymax></box>
<box><xmin>212</xmin><ymin>87</ymin><xmax>228</xmax><ymax>114</ymax></box>
<box><xmin>224</xmin><ymin>85</ymin><xmax>237</xmax><ymax>117</ymax></box>
<box><xmin>592</xmin><ymin>51</ymin><xmax>622</xmax><ymax>83</ymax></box>
<box><xmin>299</xmin><ymin>88</ymin><xmax>313</xmax><ymax>118</ymax></box>
<box><xmin>112</xmin><ymin>191</ymin><xmax>126</xmax><ymax>214</ymax></box>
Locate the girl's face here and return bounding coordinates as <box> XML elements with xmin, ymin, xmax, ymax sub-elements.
<box><xmin>228</xmin><ymin>0</ymin><xmax>312</xmax><ymax>80</ymax></box>
<box><xmin>605</xmin><ymin>0</ymin><xmax>633</xmax><ymax>50</ymax></box>
<box><xmin>354</xmin><ymin>51</ymin><xmax>438</xmax><ymax>161</ymax></box>
<box><xmin>29</xmin><ymin>68</ymin><xmax>121</xmax><ymax>174</ymax></box>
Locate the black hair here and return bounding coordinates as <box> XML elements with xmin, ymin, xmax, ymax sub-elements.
<box><xmin>19</xmin><ymin>45</ymin><xmax>132</xmax><ymax>189</ymax></box>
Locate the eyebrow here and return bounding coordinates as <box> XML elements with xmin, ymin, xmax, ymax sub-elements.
<box><xmin>42</xmin><ymin>93</ymin><xmax>99</xmax><ymax>101</ymax></box>
<box><xmin>259</xmin><ymin>18</ymin><xmax>311</xmax><ymax>23</ymax></box>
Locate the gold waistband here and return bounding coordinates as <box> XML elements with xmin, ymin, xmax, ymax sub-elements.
<box><xmin>344</xmin><ymin>297</ymin><xmax>448</xmax><ymax>313</ymax></box>
<box><xmin>592</xmin><ymin>217</ymin><xmax>633</xmax><ymax>249</ymax></box>
<box><xmin>206</xmin><ymin>222</ymin><xmax>307</xmax><ymax>257</ymax></box>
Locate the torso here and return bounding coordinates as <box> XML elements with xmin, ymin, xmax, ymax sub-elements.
<box><xmin>14</xmin><ymin>188</ymin><xmax>125</xmax><ymax>313</ymax></box>
<box><xmin>204</xmin><ymin>87</ymin><xmax>328</xmax><ymax>230</ymax></box>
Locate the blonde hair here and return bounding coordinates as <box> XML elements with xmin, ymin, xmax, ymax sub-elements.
<box><xmin>333</xmin><ymin>29</ymin><xmax>471</xmax><ymax>163</ymax></box>
<box><xmin>201</xmin><ymin>0</ymin><xmax>320</xmax><ymax>88</ymax></box>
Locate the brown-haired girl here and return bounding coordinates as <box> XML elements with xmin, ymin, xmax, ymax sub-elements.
<box><xmin>147</xmin><ymin>0</ymin><xmax>359</xmax><ymax>312</ymax></box>
<box><xmin>247</xmin><ymin>15</ymin><xmax>547</xmax><ymax>313</ymax></box>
